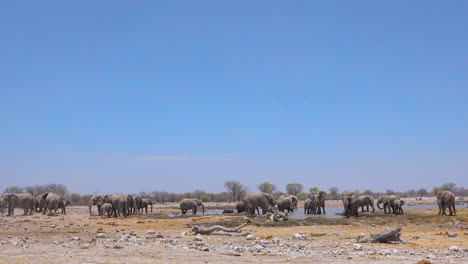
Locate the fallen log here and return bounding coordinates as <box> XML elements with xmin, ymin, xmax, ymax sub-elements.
<box><xmin>357</xmin><ymin>228</ymin><xmax>402</xmax><ymax>243</ymax></box>
<box><xmin>191</xmin><ymin>219</ymin><xmax>252</xmax><ymax>235</ymax></box>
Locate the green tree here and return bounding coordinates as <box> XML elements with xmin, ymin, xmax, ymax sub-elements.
<box><xmin>309</xmin><ymin>187</ymin><xmax>319</xmax><ymax>193</ymax></box>
<box><xmin>286</xmin><ymin>183</ymin><xmax>303</xmax><ymax>196</ymax></box>
<box><xmin>257</xmin><ymin>182</ymin><xmax>277</xmax><ymax>194</ymax></box>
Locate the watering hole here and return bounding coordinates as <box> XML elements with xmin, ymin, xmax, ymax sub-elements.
<box><xmin>165</xmin><ymin>204</ymin><xmax>442</xmax><ymax>219</ymax></box>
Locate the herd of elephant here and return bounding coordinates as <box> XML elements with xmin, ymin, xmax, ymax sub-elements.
<box><xmin>0</xmin><ymin>192</ymin><xmax>69</xmax><ymax>216</ymax></box>
<box><xmin>88</xmin><ymin>194</ymin><xmax>154</xmax><ymax>217</ymax></box>
<box><xmin>0</xmin><ymin>190</ymin><xmax>457</xmax><ymax>218</ymax></box>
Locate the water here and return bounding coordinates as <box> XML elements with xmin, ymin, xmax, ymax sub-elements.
<box><xmin>165</xmin><ymin>204</ymin><xmax>444</xmax><ymax>219</ymax></box>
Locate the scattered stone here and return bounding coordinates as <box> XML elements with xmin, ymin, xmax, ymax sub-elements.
<box><xmin>96</xmin><ymin>233</ymin><xmax>106</xmax><ymax>238</ymax></box>
<box><xmin>194</xmin><ymin>236</ymin><xmax>203</xmax><ymax>241</ymax></box>
<box><xmin>292</xmin><ymin>233</ymin><xmax>308</xmax><ymax>240</ymax></box>
<box><xmin>71</xmin><ymin>237</ymin><xmax>80</xmax><ymax>241</ymax></box>
<box><xmin>246</xmin><ymin>234</ymin><xmax>256</xmax><ymax>240</ymax></box>
<box><xmin>146</xmin><ymin>230</ymin><xmax>155</xmax><ymax>235</ymax></box>
<box><xmin>448</xmin><ymin>246</ymin><xmax>459</xmax><ymax>252</ymax></box>
<box><xmin>353</xmin><ymin>244</ymin><xmax>363</xmax><ymax>251</ymax></box>
<box><xmin>447</xmin><ymin>233</ymin><xmax>457</xmax><ymax>238</ymax></box>
<box><xmin>200</xmin><ymin>247</ymin><xmax>209</xmax><ymax>251</ymax></box>
<box><xmin>113</xmin><ymin>245</ymin><xmax>124</xmax><ymax>249</ymax></box>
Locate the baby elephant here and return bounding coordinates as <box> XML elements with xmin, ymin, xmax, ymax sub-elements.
<box><xmin>100</xmin><ymin>203</ymin><xmax>113</xmax><ymax>218</ymax></box>
<box><xmin>393</xmin><ymin>200</ymin><xmax>405</xmax><ymax>215</ymax></box>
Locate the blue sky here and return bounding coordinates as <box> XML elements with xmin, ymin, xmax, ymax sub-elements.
<box><xmin>1</xmin><ymin>1</ymin><xmax>467</xmax><ymax>194</ymax></box>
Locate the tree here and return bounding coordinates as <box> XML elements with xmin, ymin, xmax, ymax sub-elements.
<box><xmin>416</xmin><ymin>188</ymin><xmax>428</xmax><ymax>197</ymax></box>
<box><xmin>257</xmin><ymin>182</ymin><xmax>277</xmax><ymax>194</ymax></box>
<box><xmin>3</xmin><ymin>186</ymin><xmax>25</xmax><ymax>194</ymax></box>
<box><xmin>362</xmin><ymin>190</ymin><xmax>374</xmax><ymax>196</ymax></box>
<box><xmin>432</xmin><ymin>186</ymin><xmax>442</xmax><ymax>196</ymax></box>
<box><xmin>286</xmin><ymin>183</ymin><xmax>303</xmax><ymax>196</ymax></box>
<box><xmin>441</xmin><ymin>182</ymin><xmax>457</xmax><ymax>192</ymax></box>
<box><xmin>224</xmin><ymin>181</ymin><xmax>247</xmax><ymax>202</ymax></box>
<box><xmin>309</xmin><ymin>187</ymin><xmax>319</xmax><ymax>193</ymax></box>
<box><xmin>70</xmin><ymin>193</ymin><xmax>81</xmax><ymax>205</ymax></box>
<box><xmin>297</xmin><ymin>192</ymin><xmax>308</xmax><ymax>200</ymax></box>
<box><xmin>385</xmin><ymin>189</ymin><xmax>395</xmax><ymax>195</ymax></box>
<box><xmin>329</xmin><ymin>186</ymin><xmax>339</xmax><ymax>195</ymax></box>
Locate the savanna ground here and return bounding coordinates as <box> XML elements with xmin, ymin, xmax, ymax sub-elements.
<box><xmin>0</xmin><ymin>202</ymin><xmax>466</xmax><ymax>263</ymax></box>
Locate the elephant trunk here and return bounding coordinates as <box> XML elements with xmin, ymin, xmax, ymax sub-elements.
<box><xmin>376</xmin><ymin>201</ymin><xmax>383</xmax><ymax>210</ymax></box>
<box><xmin>89</xmin><ymin>202</ymin><xmax>93</xmax><ymax>216</ymax></box>
<box><xmin>201</xmin><ymin>204</ymin><xmax>205</xmax><ymax>215</ymax></box>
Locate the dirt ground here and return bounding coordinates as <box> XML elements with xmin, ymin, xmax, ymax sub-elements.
<box><xmin>0</xmin><ymin>204</ymin><xmax>466</xmax><ymax>263</ymax></box>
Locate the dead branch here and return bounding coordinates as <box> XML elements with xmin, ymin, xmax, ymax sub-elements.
<box><xmin>191</xmin><ymin>219</ymin><xmax>252</xmax><ymax>235</ymax></box>
<box><xmin>357</xmin><ymin>228</ymin><xmax>402</xmax><ymax>243</ymax></box>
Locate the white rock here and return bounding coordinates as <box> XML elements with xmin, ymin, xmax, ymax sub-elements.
<box><xmin>146</xmin><ymin>230</ymin><xmax>155</xmax><ymax>235</ymax></box>
<box><xmin>353</xmin><ymin>244</ymin><xmax>363</xmax><ymax>250</ymax></box>
<box><xmin>194</xmin><ymin>236</ymin><xmax>203</xmax><ymax>241</ymax></box>
<box><xmin>96</xmin><ymin>233</ymin><xmax>106</xmax><ymax>238</ymax></box>
<box><xmin>246</xmin><ymin>234</ymin><xmax>256</xmax><ymax>240</ymax></box>
<box><xmin>449</xmin><ymin>246</ymin><xmax>460</xmax><ymax>252</ymax></box>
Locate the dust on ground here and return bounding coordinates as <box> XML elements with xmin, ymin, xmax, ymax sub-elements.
<box><xmin>0</xmin><ymin>204</ymin><xmax>466</xmax><ymax>263</ymax></box>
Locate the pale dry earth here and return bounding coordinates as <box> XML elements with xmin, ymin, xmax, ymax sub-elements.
<box><xmin>0</xmin><ymin>203</ymin><xmax>466</xmax><ymax>264</ymax></box>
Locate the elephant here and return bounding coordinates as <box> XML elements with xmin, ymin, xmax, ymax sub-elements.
<box><xmin>58</xmin><ymin>200</ymin><xmax>70</xmax><ymax>214</ymax></box>
<box><xmin>437</xmin><ymin>190</ymin><xmax>456</xmax><ymax>216</ymax></box>
<box><xmin>89</xmin><ymin>195</ymin><xmax>106</xmax><ymax>216</ymax></box>
<box><xmin>377</xmin><ymin>195</ymin><xmax>398</xmax><ymax>214</ymax></box>
<box><xmin>41</xmin><ymin>192</ymin><xmax>62</xmax><ymax>216</ymax></box>
<box><xmin>134</xmin><ymin>196</ymin><xmax>144</xmax><ymax>214</ymax></box>
<box><xmin>277</xmin><ymin>195</ymin><xmax>298</xmax><ymax>212</ymax></box>
<box><xmin>180</xmin><ymin>198</ymin><xmax>205</xmax><ymax>215</ymax></box>
<box><xmin>104</xmin><ymin>194</ymin><xmax>129</xmax><ymax>217</ymax></box>
<box><xmin>127</xmin><ymin>195</ymin><xmax>136</xmax><ymax>215</ymax></box>
<box><xmin>236</xmin><ymin>201</ymin><xmax>246</xmax><ymax>213</ymax></box>
<box><xmin>342</xmin><ymin>192</ymin><xmax>359</xmax><ymax>217</ymax></box>
<box><xmin>304</xmin><ymin>198</ymin><xmax>318</xmax><ymax>214</ymax></box>
<box><xmin>316</xmin><ymin>191</ymin><xmax>327</xmax><ymax>214</ymax></box>
<box><xmin>2</xmin><ymin>193</ymin><xmax>35</xmax><ymax>216</ymax></box>
<box><xmin>358</xmin><ymin>195</ymin><xmax>375</xmax><ymax>212</ymax></box>
<box><xmin>242</xmin><ymin>193</ymin><xmax>276</xmax><ymax>216</ymax></box>
<box><xmin>34</xmin><ymin>194</ymin><xmax>45</xmax><ymax>213</ymax></box>
<box><xmin>141</xmin><ymin>198</ymin><xmax>153</xmax><ymax>213</ymax></box>
<box><xmin>392</xmin><ymin>200</ymin><xmax>405</xmax><ymax>215</ymax></box>
<box><xmin>222</xmin><ymin>209</ymin><xmax>234</xmax><ymax>214</ymax></box>
<box><xmin>0</xmin><ymin>195</ymin><xmax>7</xmax><ymax>217</ymax></box>
<box><xmin>100</xmin><ymin>203</ymin><xmax>113</xmax><ymax>218</ymax></box>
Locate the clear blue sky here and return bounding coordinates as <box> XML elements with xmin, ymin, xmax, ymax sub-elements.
<box><xmin>1</xmin><ymin>1</ymin><xmax>467</xmax><ymax>194</ymax></box>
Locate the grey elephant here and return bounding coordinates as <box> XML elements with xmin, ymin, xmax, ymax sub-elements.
<box><xmin>437</xmin><ymin>190</ymin><xmax>456</xmax><ymax>216</ymax></box>
<box><xmin>316</xmin><ymin>191</ymin><xmax>327</xmax><ymax>214</ymax></box>
<box><xmin>304</xmin><ymin>198</ymin><xmax>318</xmax><ymax>214</ymax></box>
<box><xmin>127</xmin><ymin>195</ymin><xmax>136</xmax><ymax>215</ymax></box>
<box><xmin>377</xmin><ymin>195</ymin><xmax>398</xmax><ymax>214</ymax></box>
<box><xmin>100</xmin><ymin>203</ymin><xmax>113</xmax><ymax>218</ymax></box>
<box><xmin>42</xmin><ymin>192</ymin><xmax>62</xmax><ymax>216</ymax></box>
<box><xmin>242</xmin><ymin>193</ymin><xmax>276</xmax><ymax>216</ymax></box>
<box><xmin>89</xmin><ymin>195</ymin><xmax>105</xmax><ymax>216</ymax></box>
<box><xmin>134</xmin><ymin>196</ymin><xmax>144</xmax><ymax>214</ymax></box>
<box><xmin>236</xmin><ymin>201</ymin><xmax>259</xmax><ymax>214</ymax></box>
<box><xmin>180</xmin><ymin>198</ymin><xmax>205</xmax><ymax>215</ymax></box>
<box><xmin>58</xmin><ymin>200</ymin><xmax>70</xmax><ymax>214</ymax></box>
<box><xmin>141</xmin><ymin>198</ymin><xmax>153</xmax><ymax>213</ymax></box>
<box><xmin>342</xmin><ymin>192</ymin><xmax>359</xmax><ymax>217</ymax></box>
<box><xmin>277</xmin><ymin>195</ymin><xmax>298</xmax><ymax>212</ymax></box>
<box><xmin>104</xmin><ymin>194</ymin><xmax>129</xmax><ymax>217</ymax></box>
<box><xmin>2</xmin><ymin>193</ymin><xmax>35</xmax><ymax>216</ymax></box>
<box><xmin>358</xmin><ymin>195</ymin><xmax>375</xmax><ymax>212</ymax></box>
<box><xmin>34</xmin><ymin>194</ymin><xmax>45</xmax><ymax>213</ymax></box>
<box><xmin>392</xmin><ymin>199</ymin><xmax>405</xmax><ymax>215</ymax></box>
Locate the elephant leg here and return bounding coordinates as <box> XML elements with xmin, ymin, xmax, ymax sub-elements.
<box><xmin>145</xmin><ymin>207</ymin><xmax>148</xmax><ymax>214</ymax></box>
<box><xmin>452</xmin><ymin>206</ymin><xmax>456</xmax><ymax>216</ymax></box>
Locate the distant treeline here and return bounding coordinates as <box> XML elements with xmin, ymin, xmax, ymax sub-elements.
<box><xmin>2</xmin><ymin>181</ymin><xmax>466</xmax><ymax>206</ymax></box>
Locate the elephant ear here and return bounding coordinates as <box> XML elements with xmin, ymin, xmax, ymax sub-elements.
<box><xmin>42</xmin><ymin>193</ymin><xmax>49</xmax><ymax>200</ymax></box>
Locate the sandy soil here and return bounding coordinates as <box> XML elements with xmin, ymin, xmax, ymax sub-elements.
<box><xmin>0</xmin><ymin>204</ymin><xmax>466</xmax><ymax>263</ymax></box>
